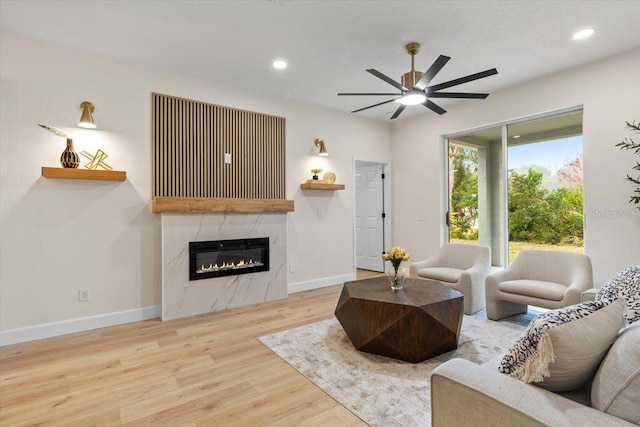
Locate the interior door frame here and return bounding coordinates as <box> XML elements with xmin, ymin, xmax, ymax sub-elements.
<box><xmin>353</xmin><ymin>157</ymin><xmax>392</xmax><ymax>274</ymax></box>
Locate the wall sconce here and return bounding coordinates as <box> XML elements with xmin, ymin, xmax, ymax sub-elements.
<box><xmin>78</xmin><ymin>101</ymin><xmax>96</xmax><ymax>129</ymax></box>
<box><xmin>315</xmin><ymin>138</ymin><xmax>328</xmax><ymax>157</ymax></box>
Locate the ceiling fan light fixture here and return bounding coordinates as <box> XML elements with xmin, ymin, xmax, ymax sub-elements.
<box><xmin>396</xmin><ymin>91</ymin><xmax>426</xmax><ymax>106</ymax></box>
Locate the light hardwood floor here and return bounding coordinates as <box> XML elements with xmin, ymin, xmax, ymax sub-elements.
<box><xmin>356</xmin><ymin>269</ymin><xmax>386</xmax><ymax>280</ymax></box>
<box><xmin>0</xmin><ymin>285</ymin><xmax>367</xmax><ymax>426</ymax></box>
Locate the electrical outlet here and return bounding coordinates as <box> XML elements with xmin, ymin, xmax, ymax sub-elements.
<box><xmin>224</xmin><ymin>153</ymin><xmax>232</xmax><ymax>164</ymax></box>
<box><xmin>289</xmin><ymin>263</ymin><xmax>296</xmax><ymax>273</ymax></box>
<box><xmin>78</xmin><ymin>288</ymin><xmax>89</xmax><ymax>302</ymax></box>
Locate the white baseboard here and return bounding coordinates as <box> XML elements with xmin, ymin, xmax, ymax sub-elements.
<box><xmin>2</xmin><ymin>274</ymin><xmax>358</xmax><ymax>346</ymax></box>
<box><xmin>288</xmin><ymin>273</ymin><xmax>356</xmax><ymax>294</ymax></box>
<box><xmin>0</xmin><ymin>305</ymin><xmax>161</xmax><ymax>347</ymax></box>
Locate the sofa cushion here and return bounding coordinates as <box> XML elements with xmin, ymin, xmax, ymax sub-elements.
<box><xmin>591</xmin><ymin>321</ymin><xmax>640</xmax><ymax>424</ymax></box>
<box><xmin>596</xmin><ymin>264</ymin><xmax>640</xmax><ymax>324</ymax></box>
<box><xmin>498</xmin><ymin>279</ymin><xmax>567</xmax><ymax>301</ymax></box>
<box><xmin>415</xmin><ymin>267</ymin><xmax>462</xmax><ymax>283</ymax></box>
<box><xmin>498</xmin><ymin>298</ymin><xmax>625</xmax><ymax>392</ymax></box>
<box><xmin>483</xmin><ymin>356</ymin><xmax>593</xmax><ymax>406</ymax></box>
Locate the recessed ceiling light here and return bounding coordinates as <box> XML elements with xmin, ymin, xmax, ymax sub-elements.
<box><xmin>512</xmin><ymin>135</ymin><xmax>521</xmax><ymax>139</ymax></box>
<box><xmin>572</xmin><ymin>28</ymin><xmax>594</xmax><ymax>40</ymax></box>
<box><xmin>272</xmin><ymin>60</ymin><xmax>287</xmax><ymax>69</ymax></box>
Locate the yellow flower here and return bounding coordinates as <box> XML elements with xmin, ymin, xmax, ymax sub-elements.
<box><xmin>381</xmin><ymin>246</ymin><xmax>410</xmax><ymax>262</ymax></box>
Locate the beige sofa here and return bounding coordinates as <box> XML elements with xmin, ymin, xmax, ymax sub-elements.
<box><xmin>485</xmin><ymin>250</ymin><xmax>593</xmax><ymax>320</ymax></box>
<box><xmin>410</xmin><ymin>243</ymin><xmax>491</xmax><ymax>315</ymax></box>
<box><xmin>430</xmin><ymin>321</ymin><xmax>639</xmax><ymax>426</ymax></box>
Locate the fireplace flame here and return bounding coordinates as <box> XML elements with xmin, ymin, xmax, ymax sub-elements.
<box><xmin>197</xmin><ymin>258</ymin><xmax>263</xmax><ymax>274</ymax></box>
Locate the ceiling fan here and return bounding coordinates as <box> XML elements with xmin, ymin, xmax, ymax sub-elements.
<box><xmin>338</xmin><ymin>42</ymin><xmax>498</xmax><ymax>120</ymax></box>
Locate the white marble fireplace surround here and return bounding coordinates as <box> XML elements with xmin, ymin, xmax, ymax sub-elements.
<box><xmin>161</xmin><ymin>212</ymin><xmax>287</xmax><ymax>320</ymax></box>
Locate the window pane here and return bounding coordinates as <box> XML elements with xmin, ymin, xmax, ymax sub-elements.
<box><xmin>507</xmin><ymin>111</ymin><xmax>584</xmax><ymax>262</ymax></box>
<box><xmin>448</xmin><ymin>144</ymin><xmax>479</xmax><ymax>243</ymax></box>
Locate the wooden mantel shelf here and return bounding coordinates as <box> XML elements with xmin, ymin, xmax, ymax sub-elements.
<box><xmin>42</xmin><ymin>167</ymin><xmax>126</xmax><ymax>181</ymax></box>
<box><xmin>300</xmin><ymin>182</ymin><xmax>345</xmax><ymax>190</ymax></box>
<box><xmin>152</xmin><ymin>197</ymin><xmax>295</xmax><ymax>213</ymax></box>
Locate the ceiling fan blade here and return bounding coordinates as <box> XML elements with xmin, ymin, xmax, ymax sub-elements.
<box><xmin>351</xmin><ymin>97</ymin><xmax>400</xmax><ymax>113</ymax></box>
<box><xmin>423</xmin><ymin>99</ymin><xmax>446</xmax><ymax>115</ymax></box>
<box><xmin>415</xmin><ymin>55</ymin><xmax>451</xmax><ymax>90</ymax></box>
<box><xmin>427</xmin><ymin>68</ymin><xmax>498</xmax><ymax>92</ymax></box>
<box><xmin>427</xmin><ymin>92</ymin><xmax>489</xmax><ymax>99</ymax></box>
<box><xmin>366</xmin><ymin>69</ymin><xmax>408</xmax><ymax>91</ymax></box>
<box><xmin>338</xmin><ymin>92</ymin><xmax>402</xmax><ymax>96</ymax></box>
<box><xmin>390</xmin><ymin>105</ymin><xmax>406</xmax><ymax>120</ymax></box>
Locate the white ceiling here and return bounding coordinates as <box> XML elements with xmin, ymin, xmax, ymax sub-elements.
<box><xmin>1</xmin><ymin>1</ymin><xmax>639</xmax><ymax>122</ymax></box>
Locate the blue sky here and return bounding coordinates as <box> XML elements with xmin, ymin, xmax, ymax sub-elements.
<box><xmin>508</xmin><ymin>135</ymin><xmax>582</xmax><ymax>173</ymax></box>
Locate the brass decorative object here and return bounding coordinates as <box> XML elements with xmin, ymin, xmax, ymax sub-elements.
<box><xmin>81</xmin><ymin>149</ymin><xmax>113</xmax><ymax>170</ymax></box>
<box><xmin>323</xmin><ymin>172</ymin><xmax>336</xmax><ymax>184</ymax></box>
<box><xmin>38</xmin><ymin>123</ymin><xmax>79</xmax><ymax>168</ymax></box>
<box><xmin>78</xmin><ymin>102</ymin><xmax>96</xmax><ymax>129</ymax></box>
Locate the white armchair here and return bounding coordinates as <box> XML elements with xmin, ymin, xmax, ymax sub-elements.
<box><xmin>409</xmin><ymin>243</ymin><xmax>491</xmax><ymax>315</ymax></box>
<box><xmin>485</xmin><ymin>249</ymin><xmax>593</xmax><ymax>320</ymax></box>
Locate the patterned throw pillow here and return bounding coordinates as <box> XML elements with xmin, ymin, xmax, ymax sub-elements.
<box><xmin>596</xmin><ymin>265</ymin><xmax>640</xmax><ymax>324</ymax></box>
<box><xmin>499</xmin><ymin>299</ymin><xmax>625</xmax><ymax>392</ymax></box>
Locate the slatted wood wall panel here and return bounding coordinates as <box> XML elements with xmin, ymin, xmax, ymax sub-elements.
<box><xmin>152</xmin><ymin>93</ymin><xmax>285</xmax><ymax>199</ymax></box>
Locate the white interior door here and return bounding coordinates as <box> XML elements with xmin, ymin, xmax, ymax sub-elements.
<box><xmin>355</xmin><ymin>163</ymin><xmax>385</xmax><ymax>271</ymax></box>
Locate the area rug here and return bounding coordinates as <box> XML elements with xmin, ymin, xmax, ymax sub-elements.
<box><xmin>258</xmin><ymin>315</ymin><xmax>526</xmax><ymax>427</ymax></box>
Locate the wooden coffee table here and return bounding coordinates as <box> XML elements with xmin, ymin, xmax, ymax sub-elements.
<box><xmin>334</xmin><ymin>277</ymin><xmax>464</xmax><ymax>363</ymax></box>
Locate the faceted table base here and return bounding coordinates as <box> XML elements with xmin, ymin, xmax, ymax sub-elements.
<box><xmin>335</xmin><ymin>277</ymin><xmax>463</xmax><ymax>363</ymax></box>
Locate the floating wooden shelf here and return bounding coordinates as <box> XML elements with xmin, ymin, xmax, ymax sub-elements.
<box><xmin>42</xmin><ymin>167</ymin><xmax>126</xmax><ymax>181</ymax></box>
<box><xmin>152</xmin><ymin>197</ymin><xmax>295</xmax><ymax>213</ymax></box>
<box><xmin>300</xmin><ymin>182</ymin><xmax>345</xmax><ymax>190</ymax></box>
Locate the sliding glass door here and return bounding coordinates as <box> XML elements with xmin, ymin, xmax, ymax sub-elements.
<box><xmin>446</xmin><ymin>109</ymin><xmax>583</xmax><ymax>266</ymax></box>
<box><xmin>447</xmin><ymin>129</ymin><xmax>507</xmax><ymax>266</ymax></box>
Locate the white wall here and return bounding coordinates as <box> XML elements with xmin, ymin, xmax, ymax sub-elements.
<box><xmin>0</xmin><ymin>33</ymin><xmax>391</xmax><ymax>339</ymax></box>
<box><xmin>392</xmin><ymin>49</ymin><xmax>640</xmax><ymax>285</ymax></box>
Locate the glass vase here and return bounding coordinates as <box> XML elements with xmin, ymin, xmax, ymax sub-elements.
<box><xmin>387</xmin><ymin>265</ymin><xmax>406</xmax><ymax>291</ymax></box>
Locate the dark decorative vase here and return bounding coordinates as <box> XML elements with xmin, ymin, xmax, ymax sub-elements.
<box><xmin>60</xmin><ymin>138</ymin><xmax>80</xmax><ymax>168</ymax></box>
<box><xmin>312</xmin><ymin>175</ymin><xmax>319</xmax><ymax>180</ymax></box>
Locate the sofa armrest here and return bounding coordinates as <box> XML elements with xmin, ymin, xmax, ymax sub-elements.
<box><xmin>581</xmin><ymin>287</ymin><xmax>599</xmax><ymax>302</ymax></box>
<box><xmin>409</xmin><ymin>256</ymin><xmax>440</xmax><ymax>277</ymax></box>
<box><xmin>485</xmin><ymin>265</ymin><xmax>520</xmax><ymax>285</ymax></box>
<box><xmin>431</xmin><ymin>358</ymin><xmax>632</xmax><ymax>427</ymax></box>
<box><xmin>463</xmin><ymin>261</ymin><xmax>491</xmax><ymax>282</ymax></box>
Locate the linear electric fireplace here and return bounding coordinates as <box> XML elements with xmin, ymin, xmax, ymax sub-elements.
<box><xmin>189</xmin><ymin>238</ymin><xmax>269</xmax><ymax>281</ymax></box>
